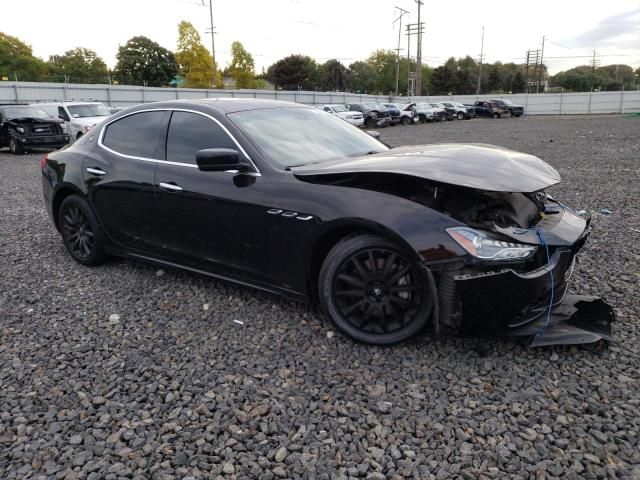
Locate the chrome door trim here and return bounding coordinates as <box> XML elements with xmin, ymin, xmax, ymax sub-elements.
<box><xmin>159</xmin><ymin>182</ymin><xmax>183</xmax><ymax>192</ymax></box>
<box><xmin>97</xmin><ymin>107</ymin><xmax>261</xmax><ymax>175</ymax></box>
<box><xmin>86</xmin><ymin>167</ymin><xmax>106</xmax><ymax>175</ymax></box>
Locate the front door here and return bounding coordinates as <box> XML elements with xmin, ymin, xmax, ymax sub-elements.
<box><xmin>153</xmin><ymin>110</ymin><xmax>266</xmax><ymax>282</ymax></box>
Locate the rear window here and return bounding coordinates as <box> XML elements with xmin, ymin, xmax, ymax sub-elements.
<box><xmin>102</xmin><ymin>111</ymin><xmax>165</xmax><ymax>158</ymax></box>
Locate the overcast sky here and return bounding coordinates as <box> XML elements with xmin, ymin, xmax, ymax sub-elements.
<box><xmin>3</xmin><ymin>0</ymin><xmax>640</xmax><ymax>75</ymax></box>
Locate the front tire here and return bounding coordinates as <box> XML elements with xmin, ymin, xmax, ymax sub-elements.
<box><xmin>9</xmin><ymin>137</ymin><xmax>24</xmax><ymax>155</ymax></box>
<box><xmin>492</xmin><ymin>112</ymin><xmax>500</xmax><ymax>119</ymax></box>
<box><xmin>59</xmin><ymin>194</ymin><xmax>106</xmax><ymax>266</ymax></box>
<box><xmin>401</xmin><ymin>117</ymin><xmax>411</xmax><ymax>126</ymax></box>
<box><xmin>319</xmin><ymin>234</ymin><xmax>434</xmax><ymax>345</ymax></box>
<box><xmin>457</xmin><ymin>112</ymin><xmax>465</xmax><ymax>120</ymax></box>
<box><xmin>365</xmin><ymin>118</ymin><xmax>377</xmax><ymax>129</ymax></box>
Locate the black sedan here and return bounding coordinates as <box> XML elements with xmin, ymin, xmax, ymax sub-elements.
<box><xmin>41</xmin><ymin>99</ymin><xmax>613</xmax><ymax>346</ymax></box>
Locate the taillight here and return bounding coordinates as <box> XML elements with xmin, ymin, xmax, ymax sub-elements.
<box><xmin>40</xmin><ymin>154</ymin><xmax>48</xmax><ymax>169</ymax></box>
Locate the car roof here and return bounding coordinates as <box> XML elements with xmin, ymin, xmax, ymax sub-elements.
<box><xmin>124</xmin><ymin>98</ymin><xmax>308</xmax><ymax>115</ymax></box>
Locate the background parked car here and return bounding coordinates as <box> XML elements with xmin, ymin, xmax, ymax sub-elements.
<box><xmin>378</xmin><ymin>103</ymin><xmax>402</xmax><ymax>125</ymax></box>
<box><xmin>346</xmin><ymin>103</ymin><xmax>391</xmax><ymax>128</ymax></box>
<box><xmin>429</xmin><ymin>103</ymin><xmax>452</xmax><ymax>121</ymax></box>
<box><xmin>383</xmin><ymin>103</ymin><xmax>417</xmax><ymax>125</ymax></box>
<box><xmin>441</xmin><ymin>102</ymin><xmax>471</xmax><ymax>120</ymax></box>
<box><xmin>38</xmin><ymin>102</ymin><xmax>112</xmax><ymax>141</ymax></box>
<box><xmin>319</xmin><ymin>104</ymin><xmax>365</xmax><ymax>127</ymax></box>
<box><xmin>414</xmin><ymin>103</ymin><xmax>444</xmax><ymax>123</ymax></box>
<box><xmin>472</xmin><ymin>100</ymin><xmax>510</xmax><ymax>119</ymax></box>
<box><xmin>491</xmin><ymin>99</ymin><xmax>524</xmax><ymax>117</ymax></box>
<box><xmin>0</xmin><ymin>104</ymin><xmax>69</xmax><ymax>154</ymax></box>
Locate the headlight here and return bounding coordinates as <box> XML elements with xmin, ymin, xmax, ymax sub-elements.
<box><xmin>16</xmin><ymin>126</ymin><xmax>25</xmax><ymax>134</ymax></box>
<box><xmin>446</xmin><ymin>227</ymin><xmax>536</xmax><ymax>260</ymax></box>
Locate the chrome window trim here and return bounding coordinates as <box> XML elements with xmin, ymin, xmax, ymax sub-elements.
<box><xmin>97</xmin><ymin>107</ymin><xmax>261</xmax><ymax>175</ymax></box>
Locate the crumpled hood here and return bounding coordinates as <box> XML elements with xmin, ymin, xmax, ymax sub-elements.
<box><xmin>292</xmin><ymin>143</ymin><xmax>561</xmax><ymax>193</ymax></box>
<box><xmin>9</xmin><ymin>117</ymin><xmax>63</xmax><ymax>125</ymax></box>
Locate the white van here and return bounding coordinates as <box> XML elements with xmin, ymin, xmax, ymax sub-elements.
<box><xmin>37</xmin><ymin>102</ymin><xmax>112</xmax><ymax>141</ymax></box>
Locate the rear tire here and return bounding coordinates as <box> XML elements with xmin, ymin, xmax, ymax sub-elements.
<box><xmin>59</xmin><ymin>194</ymin><xmax>106</xmax><ymax>266</ymax></box>
<box><xmin>9</xmin><ymin>137</ymin><xmax>24</xmax><ymax>155</ymax></box>
<box><xmin>457</xmin><ymin>112</ymin><xmax>465</xmax><ymax>120</ymax></box>
<box><xmin>318</xmin><ymin>234</ymin><xmax>434</xmax><ymax>345</ymax></box>
<box><xmin>492</xmin><ymin>112</ymin><xmax>499</xmax><ymax>119</ymax></box>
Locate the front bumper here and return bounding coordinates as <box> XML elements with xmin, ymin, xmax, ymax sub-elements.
<box><xmin>346</xmin><ymin>117</ymin><xmax>365</xmax><ymax>127</ymax></box>
<box><xmin>16</xmin><ymin>134</ymin><xmax>70</xmax><ymax>150</ymax></box>
<box><xmin>436</xmin><ymin>207</ymin><xmax>615</xmax><ymax>345</ymax></box>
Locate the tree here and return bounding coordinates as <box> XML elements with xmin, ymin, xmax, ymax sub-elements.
<box><xmin>48</xmin><ymin>47</ymin><xmax>108</xmax><ymax>84</ymax></box>
<box><xmin>0</xmin><ymin>32</ymin><xmax>46</xmax><ymax>81</ymax></box>
<box><xmin>176</xmin><ymin>21</ymin><xmax>215</xmax><ymax>88</ymax></box>
<box><xmin>319</xmin><ymin>59</ymin><xmax>348</xmax><ymax>91</ymax></box>
<box><xmin>227</xmin><ymin>41</ymin><xmax>258</xmax><ymax>89</ymax></box>
<box><xmin>113</xmin><ymin>36</ymin><xmax>178</xmax><ymax>87</ymax></box>
<box><xmin>512</xmin><ymin>71</ymin><xmax>526</xmax><ymax>93</ymax></box>
<box><xmin>348</xmin><ymin>60</ymin><xmax>376</xmax><ymax>93</ymax></box>
<box><xmin>430</xmin><ymin>58</ymin><xmax>459</xmax><ymax>95</ymax></box>
<box><xmin>266</xmin><ymin>55</ymin><xmax>318</xmax><ymax>90</ymax></box>
<box><xmin>486</xmin><ymin>64</ymin><xmax>502</xmax><ymax>93</ymax></box>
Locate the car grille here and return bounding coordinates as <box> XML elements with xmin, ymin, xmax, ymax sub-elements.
<box><xmin>29</xmin><ymin>124</ymin><xmax>60</xmax><ymax>136</ymax></box>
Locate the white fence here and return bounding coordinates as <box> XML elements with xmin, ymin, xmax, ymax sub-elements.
<box><xmin>1</xmin><ymin>81</ymin><xmax>639</xmax><ymax>115</ymax></box>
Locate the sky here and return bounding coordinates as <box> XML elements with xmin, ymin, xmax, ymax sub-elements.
<box><xmin>3</xmin><ymin>0</ymin><xmax>640</xmax><ymax>75</ymax></box>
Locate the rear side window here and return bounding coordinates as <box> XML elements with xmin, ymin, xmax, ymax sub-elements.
<box><xmin>102</xmin><ymin>111</ymin><xmax>165</xmax><ymax>158</ymax></box>
<box><xmin>166</xmin><ymin>111</ymin><xmax>236</xmax><ymax>165</ymax></box>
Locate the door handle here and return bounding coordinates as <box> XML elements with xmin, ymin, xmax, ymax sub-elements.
<box><xmin>159</xmin><ymin>182</ymin><xmax>183</xmax><ymax>192</ymax></box>
<box><xmin>86</xmin><ymin>167</ymin><xmax>106</xmax><ymax>175</ymax></box>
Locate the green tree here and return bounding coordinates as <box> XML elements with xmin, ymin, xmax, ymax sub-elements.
<box><xmin>266</xmin><ymin>55</ymin><xmax>318</xmax><ymax>90</ymax></box>
<box><xmin>0</xmin><ymin>32</ymin><xmax>46</xmax><ymax>81</ymax></box>
<box><xmin>319</xmin><ymin>59</ymin><xmax>348</xmax><ymax>91</ymax></box>
<box><xmin>486</xmin><ymin>63</ymin><xmax>502</xmax><ymax>93</ymax></box>
<box><xmin>176</xmin><ymin>21</ymin><xmax>215</xmax><ymax>88</ymax></box>
<box><xmin>113</xmin><ymin>36</ymin><xmax>178</xmax><ymax>87</ymax></box>
<box><xmin>48</xmin><ymin>47</ymin><xmax>108</xmax><ymax>84</ymax></box>
<box><xmin>512</xmin><ymin>71</ymin><xmax>526</xmax><ymax>93</ymax></box>
<box><xmin>430</xmin><ymin>58</ymin><xmax>459</xmax><ymax>95</ymax></box>
<box><xmin>348</xmin><ymin>60</ymin><xmax>376</xmax><ymax>93</ymax></box>
<box><xmin>227</xmin><ymin>41</ymin><xmax>257</xmax><ymax>89</ymax></box>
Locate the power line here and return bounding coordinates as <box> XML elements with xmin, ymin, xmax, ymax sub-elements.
<box><xmin>393</xmin><ymin>6</ymin><xmax>410</xmax><ymax>96</ymax></box>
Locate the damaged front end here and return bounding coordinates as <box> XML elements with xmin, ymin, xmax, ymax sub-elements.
<box><xmin>296</xmin><ymin>165</ymin><xmax>615</xmax><ymax>346</ymax></box>
<box><xmin>431</xmin><ymin>191</ymin><xmax>615</xmax><ymax>346</ymax></box>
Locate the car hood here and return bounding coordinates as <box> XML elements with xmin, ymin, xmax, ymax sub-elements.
<box><xmin>9</xmin><ymin>117</ymin><xmax>63</xmax><ymax>125</ymax></box>
<box><xmin>292</xmin><ymin>143</ymin><xmax>561</xmax><ymax>193</ymax></box>
<box><xmin>71</xmin><ymin>116</ymin><xmax>109</xmax><ymax>126</ymax></box>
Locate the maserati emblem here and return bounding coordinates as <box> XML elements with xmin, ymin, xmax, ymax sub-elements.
<box><xmin>373</xmin><ymin>287</ymin><xmax>383</xmax><ymax>297</ymax></box>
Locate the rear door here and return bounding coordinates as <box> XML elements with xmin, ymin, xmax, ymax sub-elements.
<box><xmin>88</xmin><ymin>110</ymin><xmax>168</xmax><ymax>252</ymax></box>
<box><xmin>152</xmin><ymin>110</ymin><xmax>267</xmax><ymax>282</ymax></box>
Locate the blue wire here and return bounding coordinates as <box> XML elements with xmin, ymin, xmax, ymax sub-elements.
<box><xmin>535</xmin><ymin>226</ymin><xmax>554</xmax><ymax>339</ymax></box>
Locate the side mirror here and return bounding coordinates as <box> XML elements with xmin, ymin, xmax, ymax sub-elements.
<box><xmin>365</xmin><ymin>130</ymin><xmax>380</xmax><ymax>139</ymax></box>
<box><xmin>195</xmin><ymin>148</ymin><xmax>250</xmax><ymax>172</ymax></box>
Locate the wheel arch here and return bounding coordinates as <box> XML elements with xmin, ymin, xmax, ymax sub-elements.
<box><xmin>306</xmin><ymin>219</ymin><xmax>422</xmax><ymax>302</ymax></box>
<box><xmin>52</xmin><ymin>184</ymin><xmax>86</xmax><ymax>230</ymax></box>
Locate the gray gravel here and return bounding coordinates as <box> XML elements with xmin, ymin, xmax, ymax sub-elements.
<box><xmin>1</xmin><ymin>115</ymin><xmax>639</xmax><ymax>479</ymax></box>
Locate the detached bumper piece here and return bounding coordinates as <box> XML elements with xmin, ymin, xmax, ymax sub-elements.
<box><xmin>508</xmin><ymin>295</ymin><xmax>615</xmax><ymax>347</ymax></box>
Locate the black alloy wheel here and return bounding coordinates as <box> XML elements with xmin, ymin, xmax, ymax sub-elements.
<box><xmin>9</xmin><ymin>137</ymin><xmax>24</xmax><ymax>155</ymax></box>
<box><xmin>319</xmin><ymin>234</ymin><xmax>433</xmax><ymax>345</ymax></box>
<box><xmin>59</xmin><ymin>195</ymin><xmax>106</xmax><ymax>266</ymax></box>
<box><xmin>457</xmin><ymin>112</ymin><xmax>465</xmax><ymax>120</ymax></box>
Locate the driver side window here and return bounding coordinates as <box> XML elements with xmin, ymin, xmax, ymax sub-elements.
<box><xmin>166</xmin><ymin>111</ymin><xmax>236</xmax><ymax>165</ymax></box>
<box><xmin>58</xmin><ymin>107</ymin><xmax>70</xmax><ymax>122</ymax></box>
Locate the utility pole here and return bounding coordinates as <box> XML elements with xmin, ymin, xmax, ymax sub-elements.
<box><xmin>393</xmin><ymin>7</ymin><xmax>410</xmax><ymax>96</ymax></box>
<box><xmin>414</xmin><ymin>0</ymin><xmax>424</xmax><ymax>95</ymax></box>
<box><xmin>524</xmin><ymin>50</ymin><xmax>531</xmax><ymax>94</ymax></box>
<box><xmin>537</xmin><ymin>36</ymin><xmax>545</xmax><ymax>93</ymax></box>
<box><xmin>476</xmin><ymin>26</ymin><xmax>484</xmax><ymax>95</ymax></box>
<box><xmin>405</xmin><ymin>23</ymin><xmax>424</xmax><ymax>96</ymax></box>
<box><xmin>590</xmin><ymin>50</ymin><xmax>599</xmax><ymax>92</ymax></box>
<box><xmin>532</xmin><ymin>49</ymin><xmax>540</xmax><ymax>92</ymax></box>
<box><xmin>202</xmin><ymin>0</ymin><xmax>217</xmax><ymax>86</ymax></box>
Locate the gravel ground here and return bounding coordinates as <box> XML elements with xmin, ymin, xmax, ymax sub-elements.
<box><xmin>1</xmin><ymin>115</ymin><xmax>639</xmax><ymax>479</ymax></box>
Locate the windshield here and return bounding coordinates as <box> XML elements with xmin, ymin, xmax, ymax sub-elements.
<box><xmin>499</xmin><ymin>99</ymin><xmax>514</xmax><ymax>105</ymax></box>
<box><xmin>330</xmin><ymin>105</ymin><xmax>347</xmax><ymax>112</ymax></box>
<box><xmin>452</xmin><ymin>102</ymin><xmax>464</xmax><ymax>107</ymax></box>
<box><xmin>67</xmin><ymin>104</ymin><xmax>111</xmax><ymax>118</ymax></box>
<box><xmin>229</xmin><ymin>107</ymin><xmax>388</xmax><ymax>168</ymax></box>
<box><xmin>2</xmin><ymin>106</ymin><xmax>50</xmax><ymax>120</ymax></box>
